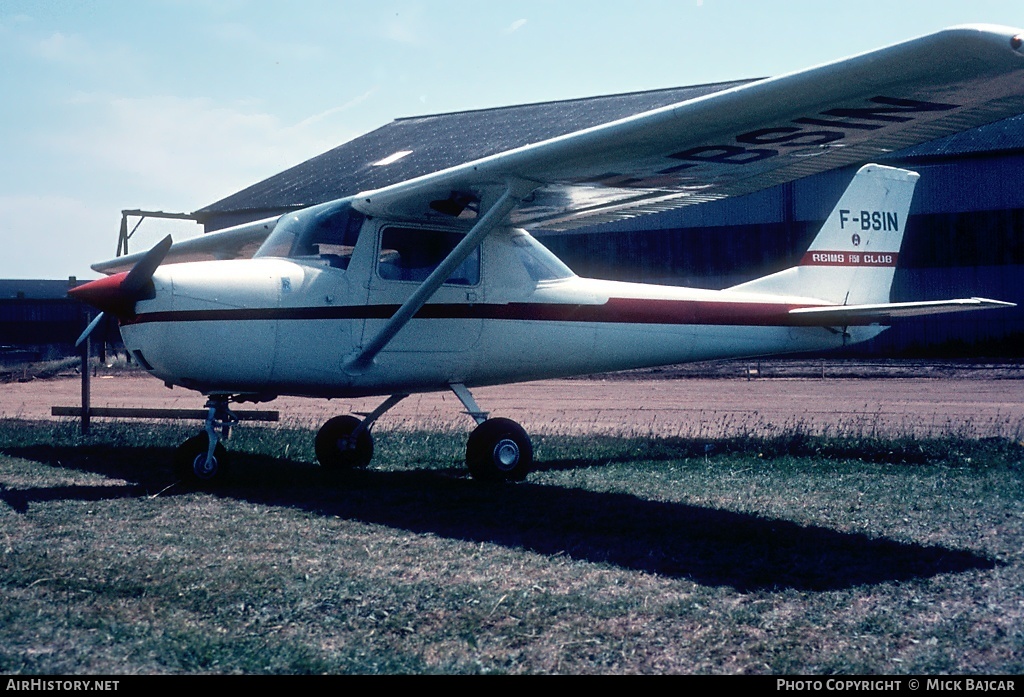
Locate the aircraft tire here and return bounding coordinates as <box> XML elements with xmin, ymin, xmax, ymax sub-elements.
<box><xmin>174</xmin><ymin>433</ymin><xmax>228</xmax><ymax>487</ymax></box>
<box><xmin>466</xmin><ymin>418</ymin><xmax>532</xmax><ymax>482</ymax></box>
<box><xmin>315</xmin><ymin>415</ymin><xmax>374</xmax><ymax>469</ymax></box>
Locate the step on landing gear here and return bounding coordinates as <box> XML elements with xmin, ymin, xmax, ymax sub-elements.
<box><xmin>174</xmin><ymin>395</ymin><xmax>237</xmax><ymax>486</ymax></box>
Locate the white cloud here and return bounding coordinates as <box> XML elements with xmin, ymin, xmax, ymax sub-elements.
<box><xmin>47</xmin><ymin>93</ymin><xmax>361</xmax><ymax>207</ymax></box>
<box><xmin>29</xmin><ymin>29</ymin><xmax>133</xmax><ymax>70</ymax></box>
<box><xmin>384</xmin><ymin>21</ymin><xmax>420</xmax><ymax>45</ymax></box>
<box><xmin>295</xmin><ymin>89</ymin><xmax>378</xmax><ymax>130</ymax></box>
<box><xmin>34</xmin><ymin>31</ymin><xmax>80</xmax><ymax>61</ymax></box>
<box><xmin>381</xmin><ymin>7</ymin><xmax>429</xmax><ymax>46</ymax></box>
<box><xmin>0</xmin><ymin>92</ymin><xmax>374</xmax><ymax>279</ymax></box>
<box><xmin>505</xmin><ymin>19</ymin><xmax>528</xmax><ymax>34</ymax></box>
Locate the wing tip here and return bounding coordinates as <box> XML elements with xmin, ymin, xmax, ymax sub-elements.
<box><xmin>938</xmin><ymin>24</ymin><xmax>1024</xmax><ymax>54</ymax></box>
<box><xmin>970</xmin><ymin>297</ymin><xmax>1017</xmax><ymax>308</ymax></box>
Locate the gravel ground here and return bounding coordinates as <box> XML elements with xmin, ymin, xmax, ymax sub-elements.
<box><xmin>4</xmin><ymin>359</ymin><xmax>1023</xmax><ymax>439</ymax></box>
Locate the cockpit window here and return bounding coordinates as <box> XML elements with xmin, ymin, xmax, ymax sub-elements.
<box><xmin>378</xmin><ymin>227</ymin><xmax>479</xmax><ymax>285</ymax></box>
<box><xmin>510</xmin><ymin>232</ymin><xmax>575</xmax><ymax>282</ymax></box>
<box><xmin>254</xmin><ymin>199</ymin><xmax>365</xmax><ymax>268</ymax></box>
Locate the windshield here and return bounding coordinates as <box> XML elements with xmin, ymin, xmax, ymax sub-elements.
<box><xmin>255</xmin><ymin>199</ymin><xmax>365</xmax><ymax>268</ymax></box>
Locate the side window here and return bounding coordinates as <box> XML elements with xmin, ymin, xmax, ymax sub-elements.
<box><xmin>378</xmin><ymin>227</ymin><xmax>479</xmax><ymax>285</ymax></box>
<box><xmin>511</xmin><ymin>232</ymin><xmax>575</xmax><ymax>282</ymax></box>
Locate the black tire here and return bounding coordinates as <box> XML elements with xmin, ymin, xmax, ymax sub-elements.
<box><xmin>466</xmin><ymin>418</ymin><xmax>532</xmax><ymax>482</ymax></box>
<box><xmin>174</xmin><ymin>433</ymin><xmax>228</xmax><ymax>486</ymax></box>
<box><xmin>315</xmin><ymin>415</ymin><xmax>373</xmax><ymax>469</ymax></box>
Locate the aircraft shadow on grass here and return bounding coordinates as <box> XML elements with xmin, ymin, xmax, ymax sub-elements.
<box><xmin>0</xmin><ymin>443</ymin><xmax>996</xmax><ymax>593</ymax></box>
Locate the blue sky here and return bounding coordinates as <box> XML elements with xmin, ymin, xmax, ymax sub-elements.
<box><xmin>3</xmin><ymin>0</ymin><xmax>1024</xmax><ymax>279</ymax></box>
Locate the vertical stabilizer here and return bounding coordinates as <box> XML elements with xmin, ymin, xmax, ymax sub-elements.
<box><xmin>728</xmin><ymin>164</ymin><xmax>919</xmax><ymax>305</ymax></box>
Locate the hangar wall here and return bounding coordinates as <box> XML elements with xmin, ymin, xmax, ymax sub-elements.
<box><xmin>0</xmin><ymin>279</ymin><xmax>95</xmax><ymax>362</ymax></box>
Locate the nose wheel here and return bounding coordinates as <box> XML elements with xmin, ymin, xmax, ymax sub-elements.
<box><xmin>174</xmin><ymin>395</ymin><xmax>237</xmax><ymax>487</ymax></box>
<box><xmin>174</xmin><ymin>433</ymin><xmax>228</xmax><ymax>484</ymax></box>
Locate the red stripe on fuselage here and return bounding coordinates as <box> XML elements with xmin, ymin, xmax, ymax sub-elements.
<box><xmin>124</xmin><ymin>298</ymin><xmax>829</xmax><ymax>327</ymax></box>
<box><xmin>800</xmin><ymin>250</ymin><xmax>898</xmax><ymax>267</ymax></box>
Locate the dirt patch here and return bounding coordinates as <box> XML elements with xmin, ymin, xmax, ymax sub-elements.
<box><xmin>5</xmin><ymin>360</ymin><xmax>1024</xmax><ymax>439</ymax></box>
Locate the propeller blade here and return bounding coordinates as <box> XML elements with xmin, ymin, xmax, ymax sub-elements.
<box><xmin>69</xmin><ymin>235</ymin><xmax>173</xmax><ymax>318</ymax></box>
<box><xmin>122</xmin><ymin>235</ymin><xmax>172</xmax><ymax>297</ymax></box>
<box><xmin>75</xmin><ymin>312</ymin><xmax>105</xmax><ymax>348</ymax></box>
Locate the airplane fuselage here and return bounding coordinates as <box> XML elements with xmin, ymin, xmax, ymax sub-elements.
<box><xmin>119</xmin><ymin>224</ymin><xmax>878</xmax><ymax>399</ymax></box>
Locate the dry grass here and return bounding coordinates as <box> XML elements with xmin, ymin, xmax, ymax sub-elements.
<box><xmin>0</xmin><ymin>419</ymin><xmax>1022</xmax><ymax>674</ymax></box>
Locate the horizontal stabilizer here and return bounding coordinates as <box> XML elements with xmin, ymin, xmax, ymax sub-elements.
<box><xmin>789</xmin><ymin>297</ymin><xmax>1015</xmax><ymax>325</ymax></box>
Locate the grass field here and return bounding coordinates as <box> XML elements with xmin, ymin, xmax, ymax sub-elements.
<box><xmin>1</xmin><ymin>419</ymin><xmax>1022</xmax><ymax>674</ymax></box>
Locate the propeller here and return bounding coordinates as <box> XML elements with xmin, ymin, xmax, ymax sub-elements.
<box><xmin>69</xmin><ymin>235</ymin><xmax>173</xmax><ymax>343</ymax></box>
<box><xmin>75</xmin><ymin>312</ymin><xmax>105</xmax><ymax>348</ymax></box>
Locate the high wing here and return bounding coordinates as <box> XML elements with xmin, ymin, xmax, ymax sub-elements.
<box><xmin>91</xmin><ymin>24</ymin><xmax>1024</xmax><ymax>273</ymax></box>
<box><xmin>356</xmin><ymin>24</ymin><xmax>1024</xmax><ymax>229</ymax></box>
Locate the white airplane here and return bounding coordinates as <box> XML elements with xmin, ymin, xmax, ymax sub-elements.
<box><xmin>70</xmin><ymin>25</ymin><xmax>1023</xmax><ymax>485</ymax></box>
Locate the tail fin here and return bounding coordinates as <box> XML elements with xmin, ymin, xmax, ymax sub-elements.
<box><xmin>729</xmin><ymin>164</ymin><xmax>919</xmax><ymax>305</ymax></box>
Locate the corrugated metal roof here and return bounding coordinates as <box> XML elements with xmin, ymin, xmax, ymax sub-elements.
<box><xmin>892</xmin><ymin>113</ymin><xmax>1024</xmax><ymax>159</ymax></box>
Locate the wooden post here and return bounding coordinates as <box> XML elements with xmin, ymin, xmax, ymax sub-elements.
<box><xmin>81</xmin><ymin>334</ymin><xmax>90</xmax><ymax>435</ymax></box>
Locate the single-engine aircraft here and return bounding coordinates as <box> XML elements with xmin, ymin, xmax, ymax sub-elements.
<box><xmin>71</xmin><ymin>25</ymin><xmax>1024</xmax><ymax>485</ymax></box>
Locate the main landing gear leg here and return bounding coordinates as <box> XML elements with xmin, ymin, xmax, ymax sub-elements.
<box><xmin>315</xmin><ymin>393</ymin><xmax>409</xmax><ymax>470</ymax></box>
<box><xmin>174</xmin><ymin>395</ymin><xmax>237</xmax><ymax>486</ymax></box>
<box><xmin>451</xmin><ymin>383</ymin><xmax>533</xmax><ymax>482</ymax></box>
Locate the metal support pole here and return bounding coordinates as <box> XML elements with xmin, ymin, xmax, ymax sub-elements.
<box><xmin>450</xmin><ymin>383</ymin><xmax>489</xmax><ymax>425</ymax></box>
<box><xmin>353</xmin><ymin>393</ymin><xmax>410</xmax><ymax>435</ymax></box>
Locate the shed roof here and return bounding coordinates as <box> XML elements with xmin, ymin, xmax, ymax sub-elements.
<box><xmin>0</xmin><ymin>279</ymin><xmax>79</xmax><ymax>300</ymax></box>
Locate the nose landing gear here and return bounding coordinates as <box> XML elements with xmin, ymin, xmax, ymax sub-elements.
<box><xmin>174</xmin><ymin>432</ymin><xmax>227</xmax><ymax>484</ymax></box>
<box><xmin>173</xmin><ymin>395</ymin><xmax>237</xmax><ymax>486</ymax></box>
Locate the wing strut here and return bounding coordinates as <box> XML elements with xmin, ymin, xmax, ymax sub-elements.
<box><xmin>345</xmin><ymin>181</ymin><xmax>534</xmax><ymax>373</ymax></box>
